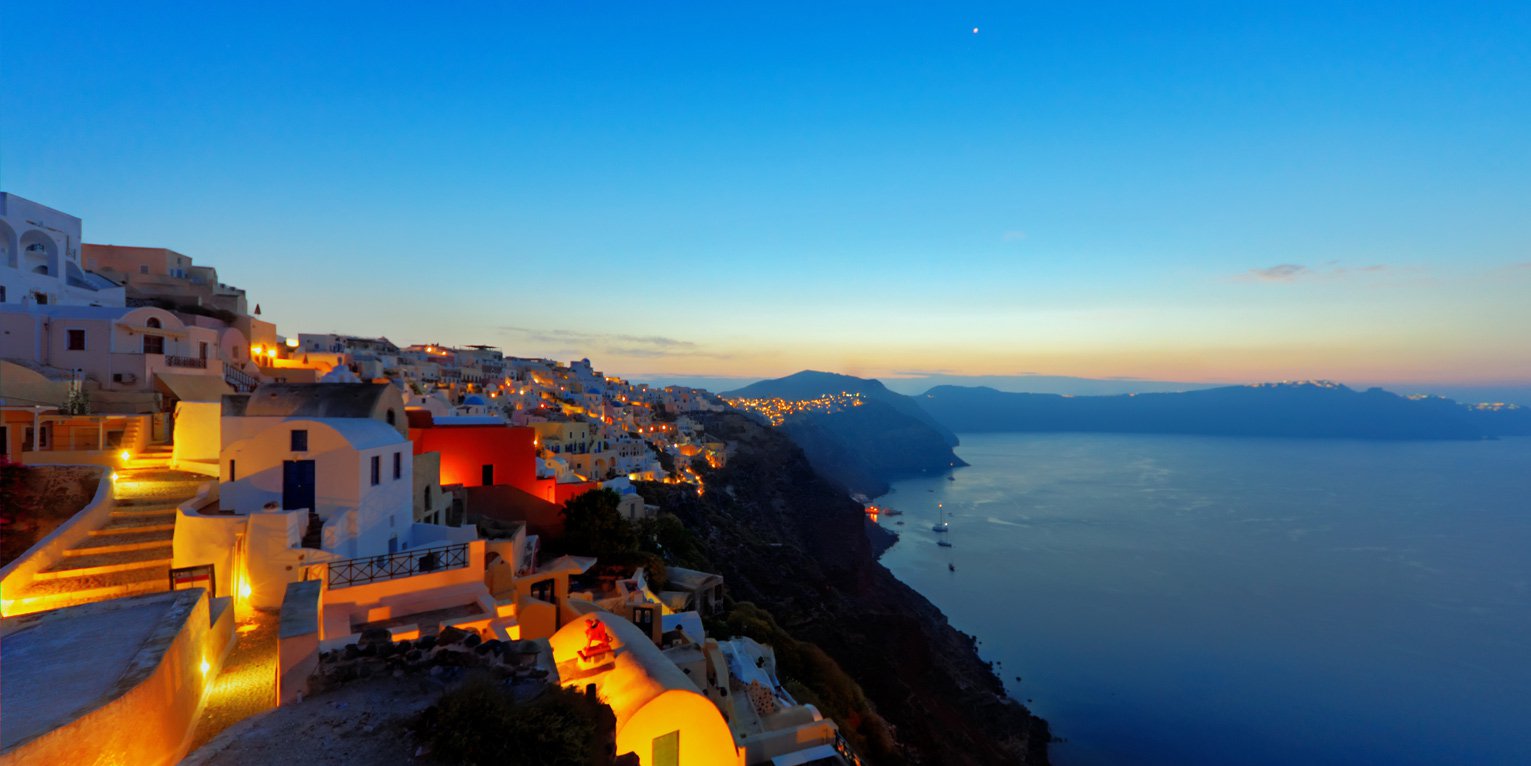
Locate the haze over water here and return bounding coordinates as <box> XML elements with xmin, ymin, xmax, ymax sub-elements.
<box><xmin>878</xmin><ymin>433</ymin><xmax>1531</xmax><ymax>765</ymax></box>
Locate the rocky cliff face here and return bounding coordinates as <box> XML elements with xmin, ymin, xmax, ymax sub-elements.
<box><xmin>644</xmin><ymin>412</ymin><xmax>1049</xmax><ymax>765</ymax></box>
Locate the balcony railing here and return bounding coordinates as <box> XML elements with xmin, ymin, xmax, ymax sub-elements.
<box><xmin>223</xmin><ymin>362</ymin><xmax>260</xmax><ymax>392</ymax></box>
<box><xmin>164</xmin><ymin>355</ymin><xmax>207</xmax><ymax>369</ymax></box>
<box><xmin>317</xmin><ymin>543</ymin><xmax>470</xmax><ymax>589</ymax></box>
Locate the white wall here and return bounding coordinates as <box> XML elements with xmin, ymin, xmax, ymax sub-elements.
<box><xmin>220</xmin><ymin>417</ymin><xmax>414</xmax><ymax>559</ymax></box>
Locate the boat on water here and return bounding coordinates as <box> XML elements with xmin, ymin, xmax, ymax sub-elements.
<box><xmin>937</xmin><ymin>539</ymin><xmax>953</xmax><ymax>548</ymax></box>
<box><xmin>932</xmin><ymin>502</ymin><xmax>950</xmax><ymax>533</ymax></box>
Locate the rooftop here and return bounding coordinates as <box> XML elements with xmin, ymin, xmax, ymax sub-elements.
<box><xmin>0</xmin><ymin>589</ymin><xmax>204</xmax><ymax>751</ymax></box>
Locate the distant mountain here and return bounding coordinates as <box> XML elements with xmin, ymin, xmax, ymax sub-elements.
<box><xmin>917</xmin><ymin>381</ymin><xmax>1526</xmax><ymax>439</ymax></box>
<box><xmin>724</xmin><ymin>371</ymin><xmax>964</xmax><ymax>496</ymax></box>
<box><xmin>726</xmin><ymin>370</ymin><xmax>960</xmax><ymax>447</ymax></box>
<box><xmin>881</xmin><ymin>373</ymin><xmax>1221</xmax><ymax>397</ymax></box>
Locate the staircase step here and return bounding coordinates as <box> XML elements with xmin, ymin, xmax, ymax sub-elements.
<box><xmin>7</xmin><ymin>567</ymin><xmax>170</xmax><ymax>614</ymax></box>
<box><xmin>100</xmin><ymin>515</ymin><xmax>176</xmax><ymax>532</ymax></box>
<box><xmin>35</xmin><ymin>546</ymin><xmax>173</xmax><ymax>580</ymax></box>
<box><xmin>69</xmin><ymin>528</ymin><xmax>175</xmax><ymax>555</ymax></box>
<box><xmin>111</xmin><ymin>502</ymin><xmax>180</xmax><ymax>515</ymax></box>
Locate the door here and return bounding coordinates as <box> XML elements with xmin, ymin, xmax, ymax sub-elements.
<box><xmin>282</xmin><ymin>459</ymin><xmax>316</xmax><ymax>511</ymax></box>
<box><xmin>481</xmin><ymin>464</ymin><xmax>494</xmax><ymax>485</ymax></box>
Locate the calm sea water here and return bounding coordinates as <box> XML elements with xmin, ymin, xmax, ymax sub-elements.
<box><xmin>876</xmin><ymin>433</ymin><xmax>1531</xmax><ymax>766</ymax></box>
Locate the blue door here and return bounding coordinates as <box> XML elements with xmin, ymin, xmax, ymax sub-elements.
<box><xmin>282</xmin><ymin>460</ymin><xmax>316</xmax><ymax>511</ymax></box>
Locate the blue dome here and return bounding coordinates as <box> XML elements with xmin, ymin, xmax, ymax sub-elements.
<box><xmin>463</xmin><ymin>394</ymin><xmax>489</xmax><ymax>406</ymax></box>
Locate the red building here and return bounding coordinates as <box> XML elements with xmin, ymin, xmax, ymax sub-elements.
<box><xmin>407</xmin><ymin>411</ymin><xmax>595</xmax><ymax>505</ymax></box>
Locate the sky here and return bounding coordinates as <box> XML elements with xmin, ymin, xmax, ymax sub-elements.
<box><xmin>3</xmin><ymin>1</ymin><xmax>1529</xmax><ymax>390</ymax></box>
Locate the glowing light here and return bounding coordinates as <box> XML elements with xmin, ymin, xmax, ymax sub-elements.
<box><xmin>111</xmin><ymin>471</ymin><xmax>120</xmax><ymax>482</ymax></box>
<box><xmin>119</xmin><ymin>450</ymin><xmax>132</xmax><ymax>463</ymax></box>
<box><xmin>285</xmin><ymin>337</ymin><xmax>299</xmax><ymax>348</ymax></box>
<box><xmin>238</xmin><ymin>579</ymin><xmax>252</xmax><ymax>601</ymax></box>
<box><xmin>200</xmin><ymin>658</ymin><xmax>211</xmax><ymax>677</ymax></box>
<box><xmin>264</xmin><ymin>347</ymin><xmax>278</xmax><ymax>358</ymax></box>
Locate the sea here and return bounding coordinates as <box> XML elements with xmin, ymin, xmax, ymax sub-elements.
<box><xmin>874</xmin><ymin>432</ymin><xmax>1531</xmax><ymax>766</ymax></box>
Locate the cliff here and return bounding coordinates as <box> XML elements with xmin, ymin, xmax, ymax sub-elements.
<box><xmin>643</xmin><ymin>412</ymin><xmax>1048</xmax><ymax>765</ymax></box>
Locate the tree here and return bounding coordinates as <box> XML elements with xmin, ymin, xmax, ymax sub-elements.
<box><xmin>560</xmin><ymin>489</ymin><xmax>637</xmax><ymax>561</ymax></box>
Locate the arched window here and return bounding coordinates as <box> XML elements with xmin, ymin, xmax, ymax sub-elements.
<box><xmin>146</xmin><ymin>317</ymin><xmax>162</xmax><ymax>329</ymax></box>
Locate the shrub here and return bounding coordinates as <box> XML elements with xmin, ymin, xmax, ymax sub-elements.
<box><xmin>417</xmin><ymin>676</ymin><xmax>615</xmax><ymax>766</ymax></box>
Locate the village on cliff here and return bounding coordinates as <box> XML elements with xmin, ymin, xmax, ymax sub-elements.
<box><xmin>0</xmin><ymin>192</ymin><xmax>865</xmax><ymax>765</ymax></box>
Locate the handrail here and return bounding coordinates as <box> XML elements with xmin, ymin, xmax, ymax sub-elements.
<box><xmin>317</xmin><ymin>542</ymin><xmax>470</xmax><ymax>589</ymax></box>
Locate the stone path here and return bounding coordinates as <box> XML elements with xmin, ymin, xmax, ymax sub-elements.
<box><xmin>188</xmin><ymin>610</ymin><xmax>280</xmax><ymax>752</ymax></box>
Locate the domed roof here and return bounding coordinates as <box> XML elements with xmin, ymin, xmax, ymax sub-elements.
<box><xmin>463</xmin><ymin>393</ymin><xmax>489</xmax><ymax>406</ymax></box>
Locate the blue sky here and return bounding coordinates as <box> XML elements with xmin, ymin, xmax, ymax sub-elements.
<box><xmin>4</xmin><ymin>1</ymin><xmax>1528</xmax><ymax>386</ymax></box>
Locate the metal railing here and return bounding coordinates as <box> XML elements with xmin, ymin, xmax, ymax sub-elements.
<box><xmin>164</xmin><ymin>355</ymin><xmax>207</xmax><ymax>369</ymax></box>
<box><xmin>223</xmin><ymin>361</ymin><xmax>260</xmax><ymax>392</ymax></box>
<box><xmin>319</xmin><ymin>543</ymin><xmax>470</xmax><ymax>589</ymax></box>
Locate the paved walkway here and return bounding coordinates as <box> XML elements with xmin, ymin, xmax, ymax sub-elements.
<box><xmin>188</xmin><ymin>610</ymin><xmax>280</xmax><ymax>752</ymax></box>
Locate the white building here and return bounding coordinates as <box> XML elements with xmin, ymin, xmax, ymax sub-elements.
<box><xmin>218</xmin><ymin>383</ymin><xmax>418</xmax><ymax>558</ymax></box>
<box><xmin>0</xmin><ymin>193</ymin><xmax>124</xmax><ymax>308</ymax></box>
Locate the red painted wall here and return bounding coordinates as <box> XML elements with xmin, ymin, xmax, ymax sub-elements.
<box><xmin>409</xmin><ymin>421</ymin><xmax>599</xmax><ymax>504</ymax></box>
<box><xmin>409</xmin><ymin>424</ymin><xmax>536</xmax><ymax>490</ymax></box>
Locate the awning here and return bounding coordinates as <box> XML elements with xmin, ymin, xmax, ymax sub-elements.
<box><xmin>154</xmin><ymin>372</ymin><xmax>232</xmax><ymax>403</ymax></box>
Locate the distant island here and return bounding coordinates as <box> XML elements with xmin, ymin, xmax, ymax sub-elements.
<box><xmin>916</xmin><ymin>381</ymin><xmax>1531</xmax><ymax>439</ymax></box>
<box><xmin>724</xmin><ymin>371</ymin><xmax>965</xmax><ymax>496</ymax></box>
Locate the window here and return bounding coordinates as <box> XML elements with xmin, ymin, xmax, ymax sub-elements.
<box><xmin>146</xmin><ymin>317</ymin><xmax>161</xmax><ymax>329</ymax></box>
<box><xmin>139</xmin><ymin>265</ymin><xmax>149</xmax><ymax>275</ymax></box>
<box><xmin>34</xmin><ymin>292</ymin><xmax>48</xmax><ymax>305</ymax></box>
<box><xmin>290</xmin><ymin>429</ymin><xmax>308</xmax><ymax>452</ymax></box>
<box><xmin>67</xmin><ymin>329</ymin><xmax>85</xmax><ymax>350</ymax></box>
<box><xmin>393</xmin><ymin>451</ymin><xmax>402</xmax><ymax>480</ymax></box>
<box><xmin>652</xmin><ymin>731</ymin><xmax>679</xmax><ymax>766</ymax></box>
<box><xmin>0</xmin><ymin>286</ymin><xmax>6</xmax><ymax>302</ymax></box>
<box><xmin>143</xmin><ymin>334</ymin><xmax>164</xmax><ymax>355</ymax></box>
<box><xmin>481</xmin><ymin>464</ymin><xmax>494</xmax><ymax>485</ymax></box>
<box><xmin>199</xmin><ymin>342</ymin><xmax>208</xmax><ymax>360</ymax></box>
<box><xmin>386</xmin><ymin>409</ymin><xmax>396</xmax><ymax>426</ymax></box>
<box><xmin>229</xmin><ymin>459</ymin><xmax>237</xmax><ymax>481</ymax></box>
<box><xmin>371</xmin><ymin>455</ymin><xmax>381</xmax><ymax>486</ymax></box>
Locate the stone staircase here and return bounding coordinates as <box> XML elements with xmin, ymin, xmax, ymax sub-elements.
<box><xmin>5</xmin><ymin>444</ymin><xmax>208</xmax><ymax>615</ymax></box>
